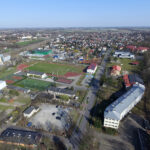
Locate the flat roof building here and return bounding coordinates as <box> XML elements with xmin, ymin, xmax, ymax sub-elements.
<box><xmin>113</xmin><ymin>51</ymin><xmax>135</xmax><ymax>59</ymax></box>
<box><xmin>48</xmin><ymin>87</ymin><xmax>75</xmax><ymax>97</ymax></box>
<box><xmin>0</xmin><ymin>128</ymin><xmax>41</xmax><ymax>148</ymax></box>
<box><xmin>104</xmin><ymin>83</ymin><xmax>145</xmax><ymax>129</ymax></box>
<box><xmin>30</xmin><ymin>50</ymin><xmax>52</xmax><ymax>55</ymax></box>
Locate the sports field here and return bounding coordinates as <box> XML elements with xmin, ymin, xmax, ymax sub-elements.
<box><xmin>16</xmin><ymin>39</ymin><xmax>43</xmax><ymax>46</ymax></box>
<box><xmin>27</xmin><ymin>62</ymin><xmax>83</xmax><ymax>75</ymax></box>
<box><xmin>15</xmin><ymin>78</ymin><xmax>52</xmax><ymax>91</ymax></box>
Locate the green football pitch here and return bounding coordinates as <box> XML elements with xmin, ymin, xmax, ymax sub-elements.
<box><xmin>27</xmin><ymin>62</ymin><xmax>83</xmax><ymax>75</ymax></box>
<box><xmin>16</xmin><ymin>78</ymin><xmax>52</xmax><ymax>91</ymax></box>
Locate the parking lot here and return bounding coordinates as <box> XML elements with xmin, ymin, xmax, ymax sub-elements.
<box><xmin>30</xmin><ymin>104</ymin><xmax>71</xmax><ymax>132</ymax></box>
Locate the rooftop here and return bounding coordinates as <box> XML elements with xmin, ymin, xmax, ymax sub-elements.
<box><xmin>27</xmin><ymin>70</ymin><xmax>45</xmax><ymax>76</ymax></box>
<box><xmin>0</xmin><ymin>128</ymin><xmax>41</xmax><ymax>146</ymax></box>
<box><xmin>24</xmin><ymin>106</ymin><xmax>38</xmax><ymax>114</ymax></box>
<box><xmin>48</xmin><ymin>87</ymin><xmax>75</xmax><ymax>96</ymax></box>
<box><xmin>87</xmin><ymin>63</ymin><xmax>97</xmax><ymax>70</ymax></box>
<box><xmin>105</xmin><ymin>83</ymin><xmax>145</xmax><ymax>121</ymax></box>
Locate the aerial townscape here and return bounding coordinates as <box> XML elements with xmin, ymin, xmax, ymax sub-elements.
<box><xmin>0</xmin><ymin>0</ymin><xmax>150</xmax><ymax>150</ymax></box>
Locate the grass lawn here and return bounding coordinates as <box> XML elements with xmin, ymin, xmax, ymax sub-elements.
<box><xmin>16</xmin><ymin>39</ymin><xmax>43</xmax><ymax>46</ymax></box>
<box><xmin>15</xmin><ymin>78</ymin><xmax>52</xmax><ymax>91</ymax></box>
<box><xmin>0</xmin><ymin>98</ymin><xmax>7</xmax><ymax>103</ymax></box>
<box><xmin>15</xmin><ymin>94</ymin><xmax>31</xmax><ymax>104</ymax></box>
<box><xmin>27</xmin><ymin>62</ymin><xmax>83</xmax><ymax>75</ymax></box>
<box><xmin>107</xmin><ymin>58</ymin><xmax>139</xmax><ymax>73</ymax></box>
<box><xmin>0</xmin><ymin>105</ymin><xmax>14</xmax><ymax>111</ymax></box>
<box><xmin>0</xmin><ymin>67</ymin><xmax>16</xmax><ymax>79</ymax></box>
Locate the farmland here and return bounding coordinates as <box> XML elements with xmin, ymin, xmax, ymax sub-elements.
<box><xmin>15</xmin><ymin>78</ymin><xmax>52</xmax><ymax>91</ymax></box>
<box><xmin>27</xmin><ymin>62</ymin><xmax>84</xmax><ymax>76</ymax></box>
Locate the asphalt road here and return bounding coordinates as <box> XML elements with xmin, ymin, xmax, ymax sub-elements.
<box><xmin>69</xmin><ymin>49</ymin><xmax>111</xmax><ymax>150</ymax></box>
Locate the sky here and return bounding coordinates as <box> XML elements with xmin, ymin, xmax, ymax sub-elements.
<box><xmin>0</xmin><ymin>0</ymin><xmax>150</xmax><ymax>28</ymax></box>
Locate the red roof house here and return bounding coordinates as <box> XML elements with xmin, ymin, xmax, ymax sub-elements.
<box><xmin>87</xmin><ymin>63</ymin><xmax>97</xmax><ymax>74</ymax></box>
<box><xmin>111</xmin><ymin>65</ymin><xmax>121</xmax><ymax>76</ymax></box>
<box><xmin>112</xmin><ymin>65</ymin><xmax>121</xmax><ymax>71</ymax></box>
<box><xmin>136</xmin><ymin>47</ymin><xmax>149</xmax><ymax>53</ymax></box>
<box><xmin>126</xmin><ymin>45</ymin><xmax>136</xmax><ymax>51</ymax></box>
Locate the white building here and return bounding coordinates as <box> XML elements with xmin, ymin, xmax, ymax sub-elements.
<box><xmin>113</xmin><ymin>51</ymin><xmax>135</xmax><ymax>59</ymax></box>
<box><xmin>0</xmin><ymin>80</ymin><xmax>7</xmax><ymax>90</ymax></box>
<box><xmin>27</xmin><ymin>71</ymin><xmax>47</xmax><ymax>79</ymax></box>
<box><xmin>23</xmin><ymin>106</ymin><xmax>39</xmax><ymax>118</ymax></box>
<box><xmin>87</xmin><ymin>63</ymin><xmax>97</xmax><ymax>74</ymax></box>
<box><xmin>104</xmin><ymin>83</ymin><xmax>145</xmax><ymax>129</ymax></box>
<box><xmin>21</xmin><ymin>35</ymin><xmax>32</xmax><ymax>40</ymax></box>
<box><xmin>0</xmin><ymin>54</ymin><xmax>11</xmax><ymax>65</ymax></box>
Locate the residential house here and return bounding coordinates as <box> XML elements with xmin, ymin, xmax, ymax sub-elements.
<box><xmin>87</xmin><ymin>63</ymin><xmax>97</xmax><ymax>74</ymax></box>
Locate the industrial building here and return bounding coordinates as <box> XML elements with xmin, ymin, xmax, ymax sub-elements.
<box><xmin>0</xmin><ymin>80</ymin><xmax>7</xmax><ymax>91</ymax></box>
<box><xmin>104</xmin><ymin>83</ymin><xmax>145</xmax><ymax>129</ymax></box>
<box><xmin>87</xmin><ymin>63</ymin><xmax>97</xmax><ymax>74</ymax></box>
<box><xmin>0</xmin><ymin>128</ymin><xmax>41</xmax><ymax>148</ymax></box>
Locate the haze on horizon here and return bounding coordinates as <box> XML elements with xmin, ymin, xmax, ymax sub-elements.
<box><xmin>0</xmin><ymin>0</ymin><xmax>150</xmax><ymax>28</ymax></box>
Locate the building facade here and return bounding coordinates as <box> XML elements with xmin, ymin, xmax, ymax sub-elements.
<box><xmin>104</xmin><ymin>83</ymin><xmax>145</xmax><ymax>129</ymax></box>
<box><xmin>87</xmin><ymin>63</ymin><xmax>97</xmax><ymax>74</ymax></box>
<box><xmin>0</xmin><ymin>80</ymin><xmax>7</xmax><ymax>90</ymax></box>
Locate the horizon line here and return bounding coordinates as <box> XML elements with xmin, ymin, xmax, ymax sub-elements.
<box><xmin>0</xmin><ymin>26</ymin><xmax>150</xmax><ymax>30</ymax></box>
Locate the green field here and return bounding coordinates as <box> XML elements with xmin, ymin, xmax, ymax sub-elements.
<box><xmin>0</xmin><ymin>105</ymin><xmax>14</xmax><ymax>111</ymax></box>
<box><xmin>27</xmin><ymin>62</ymin><xmax>83</xmax><ymax>75</ymax></box>
<box><xmin>107</xmin><ymin>58</ymin><xmax>139</xmax><ymax>73</ymax></box>
<box><xmin>16</xmin><ymin>39</ymin><xmax>43</xmax><ymax>46</ymax></box>
<box><xmin>0</xmin><ymin>67</ymin><xmax>16</xmax><ymax>79</ymax></box>
<box><xmin>15</xmin><ymin>78</ymin><xmax>52</xmax><ymax>91</ymax></box>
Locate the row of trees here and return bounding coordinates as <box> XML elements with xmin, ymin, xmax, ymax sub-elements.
<box><xmin>139</xmin><ymin>52</ymin><xmax>150</xmax><ymax>121</ymax></box>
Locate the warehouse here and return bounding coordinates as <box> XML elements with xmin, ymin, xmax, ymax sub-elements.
<box><xmin>0</xmin><ymin>128</ymin><xmax>41</xmax><ymax>148</ymax></box>
<box><xmin>0</xmin><ymin>80</ymin><xmax>7</xmax><ymax>91</ymax></box>
<box><xmin>104</xmin><ymin>83</ymin><xmax>145</xmax><ymax>129</ymax></box>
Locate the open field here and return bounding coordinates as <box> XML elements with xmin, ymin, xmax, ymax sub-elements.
<box><xmin>0</xmin><ymin>67</ymin><xmax>16</xmax><ymax>79</ymax></box>
<box><xmin>16</xmin><ymin>39</ymin><xmax>43</xmax><ymax>46</ymax></box>
<box><xmin>15</xmin><ymin>78</ymin><xmax>52</xmax><ymax>91</ymax></box>
<box><xmin>27</xmin><ymin>62</ymin><xmax>84</xmax><ymax>75</ymax></box>
<box><xmin>0</xmin><ymin>105</ymin><xmax>14</xmax><ymax>111</ymax></box>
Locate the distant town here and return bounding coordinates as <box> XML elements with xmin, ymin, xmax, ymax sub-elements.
<box><xmin>0</xmin><ymin>27</ymin><xmax>150</xmax><ymax>150</ymax></box>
